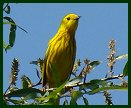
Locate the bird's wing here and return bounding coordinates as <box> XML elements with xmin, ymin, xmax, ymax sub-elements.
<box><xmin>42</xmin><ymin>47</ymin><xmax>49</xmax><ymax>87</ymax></box>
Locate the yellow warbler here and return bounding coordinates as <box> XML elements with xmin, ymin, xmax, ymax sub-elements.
<box><xmin>42</xmin><ymin>13</ymin><xmax>80</xmax><ymax>88</ymax></box>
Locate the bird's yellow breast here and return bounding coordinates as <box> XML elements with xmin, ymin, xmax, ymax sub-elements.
<box><xmin>45</xmin><ymin>31</ymin><xmax>76</xmax><ymax>87</ymax></box>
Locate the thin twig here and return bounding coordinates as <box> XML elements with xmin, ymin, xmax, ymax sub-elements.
<box><xmin>101</xmin><ymin>74</ymin><xmax>124</xmax><ymax>81</ymax></box>
<box><xmin>3</xmin><ymin>84</ymin><xmax>12</xmax><ymax>96</ymax></box>
<box><xmin>31</xmin><ymin>79</ymin><xmax>42</xmax><ymax>88</ymax></box>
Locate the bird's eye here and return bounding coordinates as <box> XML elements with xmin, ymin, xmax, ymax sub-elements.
<box><xmin>67</xmin><ymin>17</ymin><xmax>70</xmax><ymax>20</ymax></box>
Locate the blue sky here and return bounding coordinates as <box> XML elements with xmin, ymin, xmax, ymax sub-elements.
<box><xmin>3</xmin><ymin>3</ymin><xmax>128</xmax><ymax>105</ymax></box>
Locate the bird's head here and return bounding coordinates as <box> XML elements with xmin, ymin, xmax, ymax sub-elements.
<box><xmin>60</xmin><ymin>13</ymin><xmax>80</xmax><ymax>32</ymax></box>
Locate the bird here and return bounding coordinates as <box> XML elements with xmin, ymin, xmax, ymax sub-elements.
<box><xmin>42</xmin><ymin>13</ymin><xmax>80</xmax><ymax>89</ymax></box>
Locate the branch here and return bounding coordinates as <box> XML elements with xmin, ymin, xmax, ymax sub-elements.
<box><xmin>45</xmin><ymin>74</ymin><xmax>125</xmax><ymax>92</ymax></box>
<box><xmin>67</xmin><ymin>74</ymin><xmax>124</xmax><ymax>88</ymax></box>
<box><xmin>101</xmin><ymin>74</ymin><xmax>124</xmax><ymax>81</ymax></box>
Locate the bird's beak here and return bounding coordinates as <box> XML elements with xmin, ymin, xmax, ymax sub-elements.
<box><xmin>75</xmin><ymin>16</ymin><xmax>81</xmax><ymax>20</ymax></box>
<box><xmin>78</xmin><ymin>16</ymin><xmax>81</xmax><ymax>19</ymax></box>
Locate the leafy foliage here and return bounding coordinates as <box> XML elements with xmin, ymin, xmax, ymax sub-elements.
<box><xmin>3</xmin><ymin>3</ymin><xmax>27</xmax><ymax>52</ymax></box>
<box><xmin>3</xmin><ymin>54</ymin><xmax>128</xmax><ymax>105</ymax></box>
<box><xmin>3</xmin><ymin>4</ymin><xmax>128</xmax><ymax>105</ymax></box>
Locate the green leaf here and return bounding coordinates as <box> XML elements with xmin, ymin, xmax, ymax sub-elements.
<box><xmin>123</xmin><ymin>61</ymin><xmax>128</xmax><ymax>77</ymax></box>
<box><xmin>70</xmin><ymin>90</ymin><xmax>83</xmax><ymax>105</ymax></box>
<box><xmin>115</xmin><ymin>54</ymin><xmax>128</xmax><ymax>60</ymax></box>
<box><xmin>88</xmin><ymin>60</ymin><xmax>102</xmax><ymax>70</ymax></box>
<box><xmin>65</xmin><ymin>76</ymin><xmax>83</xmax><ymax>86</ymax></box>
<box><xmin>3</xmin><ymin>22</ymin><xmax>15</xmax><ymax>25</ymax></box>
<box><xmin>23</xmin><ymin>93</ymin><xmax>38</xmax><ymax>100</ymax></box>
<box><xmin>87</xmin><ymin>85</ymin><xmax>128</xmax><ymax>95</ymax></box>
<box><xmin>3</xmin><ymin>40</ymin><xmax>7</xmax><ymax>48</ymax></box>
<box><xmin>6</xmin><ymin>88</ymin><xmax>44</xmax><ymax>98</ymax></box>
<box><xmin>8</xmin><ymin>99</ymin><xmax>25</xmax><ymax>105</ymax></box>
<box><xmin>3</xmin><ymin>17</ymin><xmax>16</xmax><ymax>51</ymax></box>
<box><xmin>50</xmin><ymin>80</ymin><xmax>68</xmax><ymax>95</ymax></box>
<box><xmin>83</xmin><ymin>97</ymin><xmax>88</xmax><ymax>105</ymax></box>
<box><xmin>3</xmin><ymin>17</ymin><xmax>27</xmax><ymax>52</ymax></box>
<box><xmin>80</xmin><ymin>79</ymin><xmax>107</xmax><ymax>91</ymax></box>
<box><xmin>21</xmin><ymin>75</ymin><xmax>32</xmax><ymax>89</ymax></box>
<box><xmin>5</xmin><ymin>5</ymin><xmax>10</xmax><ymax>14</ymax></box>
<box><xmin>9</xmin><ymin>30</ymin><xmax>16</xmax><ymax>47</ymax></box>
<box><xmin>43</xmin><ymin>101</ymin><xmax>56</xmax><ymax>105</ymax></box>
